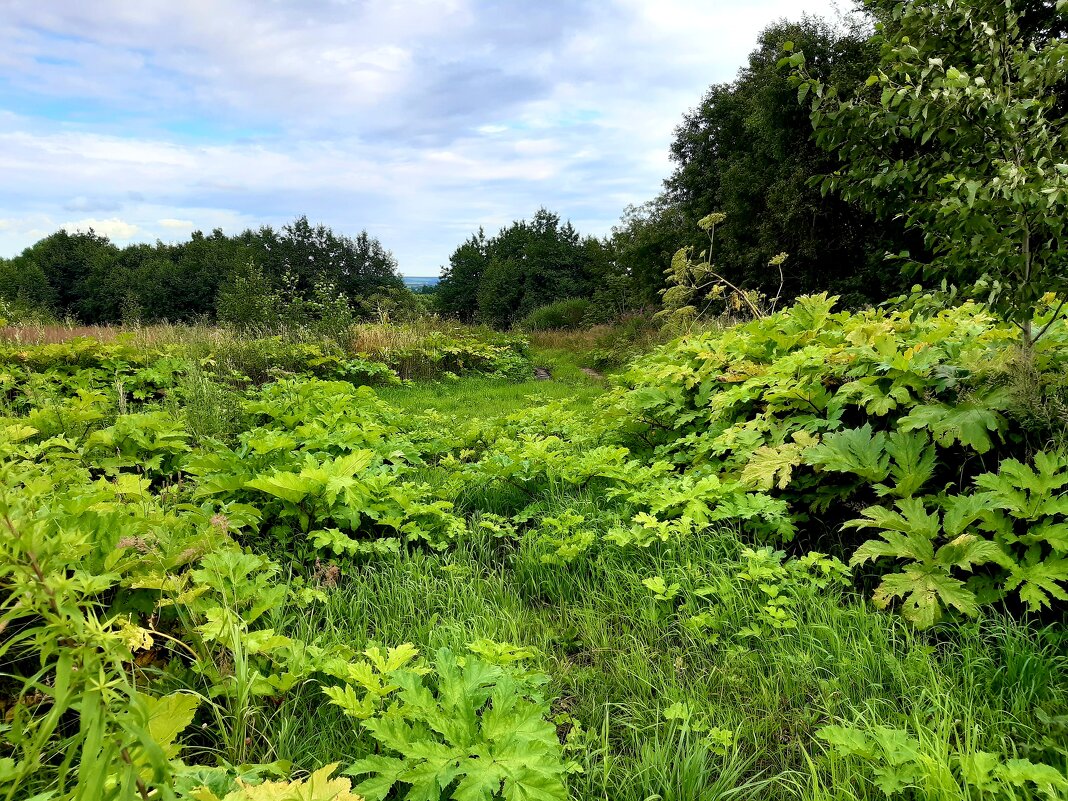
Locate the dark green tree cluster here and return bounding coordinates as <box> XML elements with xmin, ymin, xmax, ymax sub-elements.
<box><xmin>794</xmin><ymin>0</ymin><xmax>1068</xmax><ymax>342</ymax></box>
<box><xmin>435</xmin><ymin>13</ymin><xmax>926</xmax><ymax>329</ymax></box>
<box><xmin>620</xmin><ymin>15</ymin><xmax>920</xmax><ymax>309</ymax></box>
<box><xmin>0</xmin><ymin>217</ymin><xmax>405</xmax><ymax>324</ymax></box>
<box><xmin>436</xmin><ymin>208</ymin><xmax>612</xmax><ymax>327</ymax></box>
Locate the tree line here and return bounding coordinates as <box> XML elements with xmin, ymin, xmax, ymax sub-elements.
<box><xmin>439</xmin><ymin>0</ymin><xmax>1066</xmax><ymax>331</ymax></box>
<box><xmin>0</xmin><ymin>217</ymin><xmax>406</xmax><ymax>325</ymax></box>
<box><xmin>5</xmin><ymin>0</ymin><xmax>1064</xmax><ymax>332</ymax></box>
<box><xmin>435</xmin><ymin>12</ymin><xmax>920</xmax><ymax>326</ymax></box>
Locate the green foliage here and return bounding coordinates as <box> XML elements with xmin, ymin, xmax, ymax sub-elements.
<box><xmin>338</xmin><ymin>647</ymin><xmax>572</xmax><ymax>801</ymax></box>
<box><xmin>437</xmin><ymin>209</ymin><xmax>610</xmax><ymax>329</ymax></box>
<box><xmin>608</xmin><ymin>292</ymin><xmax>1068</xmax><ymax>625</ymax></box>
<box><xmin>847</xmin><ymin>498</ymin><xmax>1005</xmax><ymax>627</ymax></box>
<box><xmin>656</xmin><ymin>214</ymin><xmax>790</xmax><ymax>331</ymax></box>
<box><xmin>648</xmin><ymin>16</ymin><xmax>909</xmax><ymax>311</ymax></box>
<box><xmin>819</xmin><ymin>722</ymin><xmax>1068</xmax><ymax>799</ymax></box>
<box><xmin>215</xmin><ymin>262</ymin><xmax>284</xmax><ymax>331</ymax></box>
<box><xmin>0</xmin><ymin>294</ymin><xmax>55</xmax><ymax>327</ymax></box>
<box><xmin>4</xmin><ymin>288</ymin><xmax>1068</xmax><ymax>801</ymax></box>
<box><xmin>847</xmin><ymin>448</ymin><xmax>1068</xmax><ymax>626</ymax></box>
<box><xmin>793</xmin><ymin>0</ymin><xmax>1068</xmax><ymax>340</ymax></box>
<box><xmin>0</xmin><ymin>422</ymin><xmax>220</xmax><ymax>798</ymax></box>
<box><xmin>607</xmin><ymin>199</ymin><xmax>688</xmax><ymax>310</ymax></box>
<box><xmin>192</xmin><ymin>763</ymin><xmax>363</xmax><ymax>801</ymax></box>
<box><xmin>519</xmin><ymin>299</ymin><xmax>593</xmax><ymax>332</ymax></box>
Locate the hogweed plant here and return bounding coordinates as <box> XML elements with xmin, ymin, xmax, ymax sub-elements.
<box><xmin>657</xmin><ymin>213</ymin><xmax>788</xmax><ymax>331</ymax></box>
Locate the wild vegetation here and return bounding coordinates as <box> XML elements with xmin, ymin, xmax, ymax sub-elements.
<box><xmin>3</xmin><ymin>290</ymin><xmax>1067</xmax><ymax>800</ymax></box>
<box><xmin>2</xmin><ymin>1</ymin><xmax>1067</xmax><ymax>800</ymax></box>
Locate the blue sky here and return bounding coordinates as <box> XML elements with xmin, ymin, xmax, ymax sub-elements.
<box><xmin>0</xmin><ymin>0</ymin><xmax>839</xmax><ymax>275</ymax></box>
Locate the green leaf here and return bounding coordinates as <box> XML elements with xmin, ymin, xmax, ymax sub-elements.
<box><xmin>898</xmin><ymin>399</ymin><xmax>1006</xmax><ymax>454</ymax></box>
<box><xmin>848</xmin><ymin>498</ymin><xmax>940</xmax><ymax>565</ymax></box>
<box><xmin>817</xmin><ymin>725</ymin><xmax>875</xmax><ymax>758</ymax></box>
<box><xmin>1002</xmin><ymin>553</ymin><xmax>1068</xmax><ymax>611</ymax></box>
<box><xmin>883</xmin><ymin>430</ymin><xmax>936</xmax><ymax>498</ymax></box>
<box><xmin>245</xmin><ymin>472</ymin><xmax>319</xmax><ymax>504</ymax></box>
<box><xmin>642</xmin><ymin>575</ymin><xmax>681</xmax><ymax>601</ymax></box>
<box><xmin>805</xmin><ymin>424</ymin><xmax>890</xmax><ymax>482</ymax></box>
<box><xmin>956</xmin><ymin>751</ymin><xmax>1000</xmax><ymax>792</ymax></box>
<box><xmin>941</xmin><ymin>492</ymin><xmax>994</xmax><ymax>537</ymax></box>
<box><xmin>934</xmin><ymin>534</ymin><xmax>1007</xmax><ymax>572</ymax></box>
<box><xmin>873</xmin><ymin>566</ymin><xmax>978</xmax><ymax>627</ymax></box>
<box><xmin>995</xmin><ymin>759</ymin><xmax>1068</xmax><ymax>795</ymax></box>
<box><xmin>141</xmin><ymin>692</ymin><xmax>200</xmax><ymax>758</ymax></box>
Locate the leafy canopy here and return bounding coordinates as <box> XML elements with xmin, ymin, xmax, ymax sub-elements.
<box><xmin>790</xmin><ymin>0</ymin><xmax>1068</xmax><ymax>341</ymax></box>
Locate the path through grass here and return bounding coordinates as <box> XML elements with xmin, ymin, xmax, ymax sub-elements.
<box><xmin>272</xmin><ymin>360</ymin><xmax>1068</xmax><ymax>800</ymax></box>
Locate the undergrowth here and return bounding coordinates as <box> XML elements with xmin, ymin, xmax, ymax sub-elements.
<box><xmin>1</xmin><ymin>294</ymin><xmax>1066</xmax><ymax>800</ymax></box>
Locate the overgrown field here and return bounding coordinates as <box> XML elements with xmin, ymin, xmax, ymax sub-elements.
<box><xmin>2</xmin><ymin>296</ymin><xmax>1067</xmax><ymax>801</ymax></box>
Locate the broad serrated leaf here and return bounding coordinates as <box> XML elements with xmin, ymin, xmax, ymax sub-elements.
<box><xmin>873</xmin><ymin>566</ymin><xmax>977</xmax><ymax>627</ymax></box>
<box><xmin>995</xmin><ymin>758</ymin><xmax>1068</xmax><ymax>795</ymax></box>
<box><xmin>898</xmin><ymin>400</ymin><xmax>1005</xmax><ymax>454</ymax></box>
<box><xmin>883</xmin><ymin>430</ymin><xmax>936</xmax><ymax>498</ymax></box>
<box><xmin>1002</xmin><ymin>553</ymin><xmax>1068</xmax><ymax>611</ymax></box>
<box><xmin>141</xmin><ymin>692</ymin><xmax>200</xmax><ymax>758</ymax></box>
<box><xmin>934</xmin><ymin>534</ymin><xmax>1007</xmax><ymax>571</ymax></box>
<box><xmin>245</xmin><ymin>472</ymin><xmax>319</xmax><ymax>504</ymax></box>
<box><xmin>805</xmin><ymin>424</ymin><xmax>890</xmax><ymax>482</ymax></box>
<box><xmin>941</xmin><ymin>492</ymin><xmax>995</xmax><ymax>537</ymax></box>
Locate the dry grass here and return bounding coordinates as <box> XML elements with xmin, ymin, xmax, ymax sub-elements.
<box><xmin>528</xmin><ymin>318</ymin><xmax>674</xmax><ymax>354</ymax></box>
<box><xmin>348</xmin><ymin>321</ymin><xmax>438</xmax><ymax>356</ymax></box>
<box><xmin>0</xmin><ymin>324</ymin><xmax>126</xmax><ymax>345</ymax></box>
<box><xmin>0</xmin><ymin>321</ymin><xmax>344</xmax><ymax>349</ymax></box>
<box><xmin>528</xmin><ymin>325</ymin><xmax>620</xmax><ymax>351</ymax></box>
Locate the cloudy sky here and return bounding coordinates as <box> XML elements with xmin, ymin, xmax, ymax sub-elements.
<box><xmin>1</xmin><ymin>0</ymin><xmax>840</xmax><ymax>275</ymax></box>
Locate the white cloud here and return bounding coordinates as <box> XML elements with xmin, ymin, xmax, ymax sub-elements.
<box><xmin>61</xmin><ymin>217</ymin><xmax>140</xmax><ymax>240</ymax></box>
<box><xmin>0</xmin><ymin>0</ymin><xmax>841</xmax><ymax>273</ymax></box>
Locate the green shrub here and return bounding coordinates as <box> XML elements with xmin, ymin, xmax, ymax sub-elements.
<box><xmin>520</xmin><ymin>298</ymin><xmax>593</xmax><ymax>331</ymax></box>
<box><xmin>608</xmin><ymin>292</ymin><xmax>1068</xmax><ymax>625</ymax></box>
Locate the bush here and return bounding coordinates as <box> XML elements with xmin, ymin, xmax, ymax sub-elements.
<box><xmin>349</xmin><ymin>322</ymin><xmax>530</xmax><ymax>381</ymax></box>
<box><xmin>0</xmin><ymin>296</ymin><xmax>55</xmax><ymax>328</ymax></box>
<box><xmin>520</xmin><ymin>298</ymin><xmax>592</xmax><ymax>331</ymax></box>
<box><xmin>608</xmin><ymin>292</ymin><xmax>1068</xmax><ymax>626</ymax></box>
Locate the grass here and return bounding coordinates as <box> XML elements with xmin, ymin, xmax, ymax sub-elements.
<box><xmin>378</xmin><ymin>344</ymin><xmax>608</xmax><ymax>418</ymax></box>
<box><xmin>276</xmin><ymin>353</ymin><xmax>1066</xmax><ymax>800</ymax></box>
<box><xmin>378</xmin><ymin>375</ymin><xmax>602</xmax><ymax>418</ymax></box>
<box><xmin>267</xmin><ymin>525</ymin><xmax>1067</xmax><ymax>800</ymax></box>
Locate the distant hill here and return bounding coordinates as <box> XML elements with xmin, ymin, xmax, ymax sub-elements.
<box><xmin>403</xmin><ymin>276</ymin><xmax>439</xmax><ymax>289</ymax></box>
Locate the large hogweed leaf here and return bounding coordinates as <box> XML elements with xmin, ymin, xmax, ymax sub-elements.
<box><xmin>897</xmin><ymin>391</ymin><xmax>1009</xmax><ymax>454</ymax></box>
<box><xmin>847</xmin><ymin>498</ymin><xmax>1007</xmax><ymax>627</ymax></box>
<box><xmin>974</xmin><ymin>451</ymin><xmax>1068</xmax><ymax>520</ymax></box>
<box><xmin>805</xmin><ymin>424</ymin><xmax>889</xmax><ymax>483</ymax></box>
<box><xmin>1002</xmin><ymin>549</ymin><xmax>1068</xmax><ymax>612</ymax></box>
<box><xmin>882</xmin><ymin>430</ymin><xmax>937</xmax><ymax>499</ymax></box>
<box><xmin>192</xmin><ymin>763</ymin><xmax>363</xmax><ymax>800</ymax></box>
<box><xmin>741</xmin><ymin>431</ymin><xmax>819</xmax><ymax>491</ymax></box>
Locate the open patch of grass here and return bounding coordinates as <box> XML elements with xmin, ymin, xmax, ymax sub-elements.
<box><xmin>378</xmin><ymin>372</ymin><xmax>603</xmax><ymax>418</ymax></box>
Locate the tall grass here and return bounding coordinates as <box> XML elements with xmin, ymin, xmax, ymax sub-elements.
<box><xmin>268</xmin><ymin>521</ymin><xmax>1065</xmax><ymax>800</ymax></box>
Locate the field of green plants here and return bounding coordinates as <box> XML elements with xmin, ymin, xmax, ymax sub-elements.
<box><xmin>2</xmin><ymin>292</ymin><xmax>1066</xmax><ymax>801</ymax></box>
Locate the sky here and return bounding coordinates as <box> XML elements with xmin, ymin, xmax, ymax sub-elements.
<box><xmin>0</xmin><ymin>0</ymin><xmax>840</xmax><ymax>276</ymax></box>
